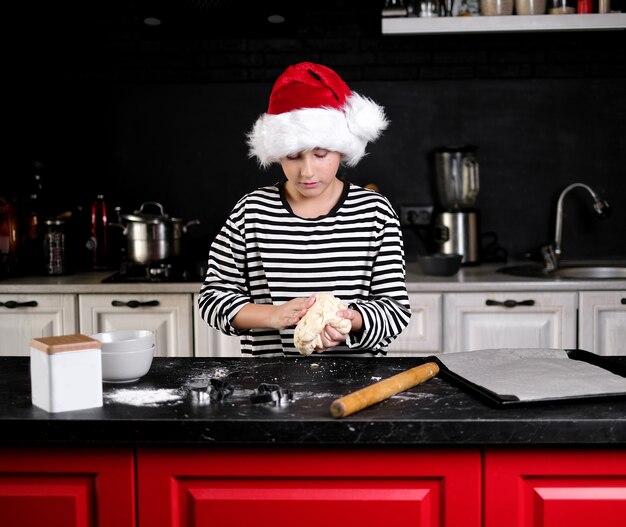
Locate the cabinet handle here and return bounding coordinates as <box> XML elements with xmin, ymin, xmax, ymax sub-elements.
<box><xmin>111</xmin><ymin>300</ymin><xmax>160</xmax><ymax>308</ymax></box>
<box><xmin>485</xmin><ymin>299</ymin><xmax>535</xmax><ymax>308</ymax></box>
<box><xmin>0</xmin><ymin>300</ymin><xmax>38</xmax><ymax>309</ymax></box>
<box><xmin>622</xmin><ymin>298</ymin><xmax>626</xmax><ymax>305</ymax></box>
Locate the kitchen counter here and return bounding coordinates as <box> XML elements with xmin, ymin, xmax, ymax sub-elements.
<box><xmin>1</xmin><ymin>262</ymin><xmax>625</xmax><ymax>293</ymax></box>
<box><xmin>0</xmin><ymin>271</ymin><xmax>204</xmax><ymax>294</ymax></box>
<box><xmin>404</xmin><ymin>261</ymin><xmax>626</xmax><ymax>292</ymax></box>
<box><xmin>2</xmin><ymin>355</ymin><xmax>626</xmax><ymax>446</ymax></box>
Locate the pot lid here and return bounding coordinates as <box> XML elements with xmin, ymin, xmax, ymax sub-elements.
<box><xmin>120</xmin><ymin>202</ymin><xmax>183</xmax><ymax>224</ymax></box>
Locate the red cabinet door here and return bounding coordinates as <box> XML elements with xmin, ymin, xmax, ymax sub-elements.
<box><xmin>485</xmin><ymin>448</ymin><xmax>626</xmax><ymax>527</ymax></box>
<box><xmin>137</xmin><ymin>447</ymin><xmax>481</xmax><ymax>527</ymax></box>
<box><xmin>0</xmin><ymin>447</ymin><xmax>136</xmax><ymax>527</ymax></box>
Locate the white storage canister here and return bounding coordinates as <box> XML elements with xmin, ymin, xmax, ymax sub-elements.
<box><xmin>30</xmin><ymin>334</ymin><xmax>103</xmax><ymax>413</ymax></box>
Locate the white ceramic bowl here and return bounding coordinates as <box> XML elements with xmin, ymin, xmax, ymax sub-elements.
<box><xmin>101</xmin><ymin>345</ymin><xmax>155</xmax><ymax>383</ymax></box>
<box><xmin>91</xmin><ymin>330</ymin><xmax>155</xmax><ymax>353</ymax></box>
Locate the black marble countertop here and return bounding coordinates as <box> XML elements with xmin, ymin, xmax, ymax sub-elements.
<box><xmin>2</xmin><ymin>356</ymin><xmax>626</xmax><ymax>446</ymax></box>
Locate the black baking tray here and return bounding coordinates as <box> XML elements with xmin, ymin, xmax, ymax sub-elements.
<box><xmin>433</xmin><ymin>349</ymin><xmax>626</xmax><ymax>407</ymax></box>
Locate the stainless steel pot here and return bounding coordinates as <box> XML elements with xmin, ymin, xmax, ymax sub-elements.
<box><xmin>117</xmin><ymin>202</ymin><xmax>199</xmax><ymax>264</ymax></box>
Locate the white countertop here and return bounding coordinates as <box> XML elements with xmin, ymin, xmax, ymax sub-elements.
<box><xmin>1</xmin><ymin>262</ymin><xmax>625</xmax><ymax>294</ymax></box>
<box><xmin>0</xmin><ymin>272</ymin><xmax>203</xmax><ymax>294</ymax></box>
<box><xmin>405</xmin><ymin>262</ymin><xmax>626</xmax><ymax>292</ymax></box>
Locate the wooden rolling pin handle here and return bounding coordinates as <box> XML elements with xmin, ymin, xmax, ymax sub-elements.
<box><xmin>330</xmin><ymin>362</ymin><xmax>440</xmax><ymax>418</ymax></box>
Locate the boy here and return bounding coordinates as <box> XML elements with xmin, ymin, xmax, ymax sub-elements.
<box><xmin>199</xmin><ymin>62</ymin><xmax>411</xmax><ymax>356</ymax></box>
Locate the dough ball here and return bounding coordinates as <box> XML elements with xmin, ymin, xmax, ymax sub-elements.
<box><xmin>294</xmin><ymin>293</ymin><xmax>352</xmax><ymax>356</ymax></box>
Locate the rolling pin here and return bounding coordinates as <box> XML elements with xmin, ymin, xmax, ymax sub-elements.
<box><xmin>330</xmin><ymin>362</ymin><xmax>439</xmax><ymax>418</ymax></box>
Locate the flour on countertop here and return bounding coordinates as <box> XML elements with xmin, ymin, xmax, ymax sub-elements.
<box><xmin>208</xmin><ymin>367</ymin><xmax>229</xmax><ymax>379</ymax></box>
<box><xmin>295</xmin><ymin>391</ymin><xmax>337</xmax><ymax>400</ymax></box>
<box><xmin>394</xmin><ymin>391</ymin><xmax>435</xmax><ymax>400</ymax></box>
<box><xmin>105</xmin><ymin>388</ymin><xmax>183</xmax><ymax>407</ymax></box>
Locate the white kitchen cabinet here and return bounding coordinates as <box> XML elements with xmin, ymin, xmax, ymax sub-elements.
<box><xmin>387</xmin><ymin>293</ymin><xmax>442</xmax><ymax>357</ymax></box>
<box><xmin>78</xmin><ymin>294</ymin><xmax>193</xmax><ymax>357</ymax></box>
<box><xmin>578</xmin><ymin>291</ymin><xmax>626</xmax><ymax>356</ymax></box>
<box><xmin>193</xmin><ymin>294</ymin><xmax>241</xmax><ymax>357</ymax></box>
<box><xmin>0</xmin><ymin>294</ymin><xmax>77</xmax><ymax>356</ymax></box>
<box><xmin>443</xmin><ymin>292</ymin><xmax>577</xmax><ymax>354</ymax></box>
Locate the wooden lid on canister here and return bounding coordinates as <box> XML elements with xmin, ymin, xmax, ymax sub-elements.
<box><xmin>31</xmin><ymin>334</ymin><xmax>101</xmax><ymax>354</ymax></box>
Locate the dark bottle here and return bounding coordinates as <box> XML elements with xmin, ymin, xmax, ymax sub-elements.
<box><xmin>20</xmin><ymin>161</ymin><xmax>46</xmax><ymax>274</ymax></box>
<box><xmin>88</xmin><ymin>194</ymin><xmax>108</xmax><ymax>269</ymax></box>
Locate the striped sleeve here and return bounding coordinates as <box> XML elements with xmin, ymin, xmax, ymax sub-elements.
<box><xmin>346</xmin><ymin>199</ymin><xmax>411</xmax><ymax>352</ymax></box>
<box><xmin>197</xmin><ymin>196</ymin><xmax>251</xmax><ymax>335</ymax></box>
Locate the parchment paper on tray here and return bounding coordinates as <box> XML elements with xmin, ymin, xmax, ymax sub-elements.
<box><xmin>437</xmin><ymin>348</ymin><xmax>626</xmax><ymax>402</ymax></box>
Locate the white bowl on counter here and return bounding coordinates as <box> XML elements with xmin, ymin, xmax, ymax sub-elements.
<box><xmin>90</xmin><ymin>329</ymin><xmax>156</xmax><ymax>383</ymax></box>
<box><xmin>100</xmin><ymin>345</ymin><xmax>155</xmax><ymax>383</ymax></box>
<box><xmin>91</xmin><ymin>329</ymin><xmax>155</xmax><ymax>353</ymax></box>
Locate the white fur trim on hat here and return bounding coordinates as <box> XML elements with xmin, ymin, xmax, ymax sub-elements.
<box><xmin>247</xmin><ymin>93</ymin><xmax>388</xmax><ymax>168</ymax></box>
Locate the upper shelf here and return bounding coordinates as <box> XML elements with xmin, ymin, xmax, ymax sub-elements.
<box><xmin>382</xmin><ymin>13</ymin><xmax>626</xmax><ymax>34</ymax></box>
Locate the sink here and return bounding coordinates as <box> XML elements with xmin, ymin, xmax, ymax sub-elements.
<box><xmin>498</xmin><ymin>263</ymin><xmax>626</xmax><ymax>280</ymax></box>
<box><xmin>551</xmin><ymin>266</ymin><xmax>626</xmax><ymax>279</ymax></box>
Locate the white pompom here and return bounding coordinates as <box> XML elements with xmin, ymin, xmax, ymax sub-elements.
<box><xmin>344</xmin><ymin>93</ymin><xmax>389</xmax><ymax>143</ymax></box>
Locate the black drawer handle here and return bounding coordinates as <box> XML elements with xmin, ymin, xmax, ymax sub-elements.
<box><xmin>622</xmin><ymin>298</ymin><xmax>626</xmax><ymax>305</ymax></box>
<box><xmin>0</xmin><ymin>300</ymin><xmax>39</xmax><ymax>309</ymax></box>
<box><xmin>486</xmin><ymin>299</ymin><xmax>535</xmax><ymax>308</ymax></box>
<box><xmin>111</xmin><ymin>300</ymin><xmax>160</xmax><ymax>308</ymax></box>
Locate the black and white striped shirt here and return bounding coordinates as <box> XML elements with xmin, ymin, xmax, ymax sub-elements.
<box><xmin>198</xmin><ymin>180</ymin><xmax>411</xmax><ymax>356</ymax></box>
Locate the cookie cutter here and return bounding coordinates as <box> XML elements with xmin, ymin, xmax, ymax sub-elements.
<box><xmin>208</xmin><ymin>378</ymin><xmax>234</xmax><ymax>401</ymax></box>
<box><xmin>250</xmin><ymin>383</ymin><xmax>294</xmax><ymax>405</ymax></box>
<box><xmin>189</xmin><ymin>381</ymin><xmax>210</xmax><ymax>405</ymax></box>
<box><xmin>188</xmin><ymin>378</ymin><xmax>234</xmax><ymax>405</ymax></box>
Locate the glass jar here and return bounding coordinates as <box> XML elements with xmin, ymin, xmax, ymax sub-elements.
<box><xmin>515</xmin><ymin>0</ymin><xmax>546</xmax><ymax>14</ymax></box>
<box><xmin>548</xmin><ymin>0</ymin><xmax>576</xmax><ymax>13</ymax></box>
<box><xmin>481</xmin><ymin>0</ymin><xmax>514</xmax><ymax>15</ymax></box>
<box><xmin>44</xmin><ymin>219</ymin><xmax>66</xmax><ymax>275</ymax></box>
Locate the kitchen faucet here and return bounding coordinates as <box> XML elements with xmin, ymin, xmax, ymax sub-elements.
<box><xmin>541</xmin><ymin>182</ymin><xmax>611</xmax><ymax>271</ymax></box>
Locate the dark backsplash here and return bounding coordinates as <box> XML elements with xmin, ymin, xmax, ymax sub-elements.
<box><xmin>8</xmin><ymin>4</ymin><xmax>626</xmax><ymax>265</ymax></box>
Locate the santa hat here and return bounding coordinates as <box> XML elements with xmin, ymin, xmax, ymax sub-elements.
<box><xmin>247</xmin><ymin>62</ymin><xmax>388</xmax><ymax>168</ymax></box>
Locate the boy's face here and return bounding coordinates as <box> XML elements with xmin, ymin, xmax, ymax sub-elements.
<box><xmin>280</xmin><ymin>148</ymin><xmax>342</xmax><ymax>200</ymax></box>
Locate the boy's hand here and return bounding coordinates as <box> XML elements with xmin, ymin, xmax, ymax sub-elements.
<box><xmin>271</xmin><ymin>295</ymin><xmax>316</xmax><ymax>330</ymax></box>
<box><xmin>315</xmin><ymin>308</ymin><xmax>362</xmax><ymax>352</ymax></box>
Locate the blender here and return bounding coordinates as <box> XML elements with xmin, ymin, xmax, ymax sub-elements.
<box><xmin>433</xmin><ymin>145</ymin><xmax>481</xmax><ymax>265</ymax></box>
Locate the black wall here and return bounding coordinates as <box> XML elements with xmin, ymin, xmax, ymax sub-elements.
<box><xmin>8</xmin><ymin>4</ymin><xmax>626</xmax><ymax>268</ymax></box>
